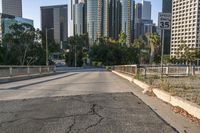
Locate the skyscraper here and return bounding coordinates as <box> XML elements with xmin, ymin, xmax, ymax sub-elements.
<box><xmin>41</xmin><ymin>5</ymin><xmax>68</xmax><ymax>48</ymax></box>
<box><xmin>135</xmin><ymin>3</ymin><xmax>143</xmax><ymax>39</ymax></box>
<box><xmin>68</xmin><ymin>0</ymin><xmax>79</xmax><ymax>37</ymax></box>
<box><xmin>109</xmin><ymin>0</ymin><xmax>121</xmax><ymax>40</ymax></box>
<box><xmin>87</xmin><ymin>0</ymin><xmax>98</xmax><ymax>45</ymax></box>
<box><xmin>121</xmin><ymin>0</ymin><xmax>135</xmax><ymax>45</ymax></box>
<box><xmin>74</xmin><ymin>3</ymin><xmax>84</xmax><ymax>35</ymax></box>
<box><xmin>162</xmin><ymin>0</ymin><xmax>172</xmax><ymax>55</ymax></box>
<box><xmin>0</xmin><ymin>0</ymin><xmax>22</xmax><ymax>17</ymax></box>
<box><xmin>162</xmin><ymin>0</ymin><xmax>172</xmax><ymax>13</ymax></box>
<box><xmin>170</xmin><ymin>0</ymin><xmax>200</xmax><ymax>64</ymax></box>
<box><xmin>142</xmin><ymin>0</ymin><xmax>151</xmax><ymax>21</ymax></box>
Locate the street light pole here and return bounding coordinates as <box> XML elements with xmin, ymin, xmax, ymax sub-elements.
<box><xmin>45</xmin><ymin>28</ymin><xmax>54</xmax><ymax>66</ymax></box>
<box><xmin>46</xmin><ymin>28</ymin><xmax>48</xmax><ymax>66</ymax></box>
<box><xmin>75</xmin><ymin>45</ymin><xmax>77</xmax><ymax>68</ymax></box>
<box><xmin>161</xmin><ymin>29</ymin><xmax>165</xmax><ymax>78</ymax></box>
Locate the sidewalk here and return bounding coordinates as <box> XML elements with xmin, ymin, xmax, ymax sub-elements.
<box><xmin>112</xmin><ymin>71</ymin><xmax>200</xmax><ymax>133</ymax></box>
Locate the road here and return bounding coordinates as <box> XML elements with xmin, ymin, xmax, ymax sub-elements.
<box><xmin>0</xmin><ymin>69</ymin><xmax>178</xmax><ymax>133</ymax></box>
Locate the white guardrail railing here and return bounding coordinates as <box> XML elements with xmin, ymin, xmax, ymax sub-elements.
<box><xmin>0</xmin><ymin>66</ymin><xmax>56</xmax><ymax>78</ymax></box>
<box><xmin>113</xmin><ymin>65</ymin><xmax>200</xmax><ymax>77</ymax></box>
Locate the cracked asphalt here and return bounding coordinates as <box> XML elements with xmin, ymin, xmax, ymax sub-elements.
<box><xmin>0</xmin><ymin>70</ymin><xmax>178</xmax><ymax>133</ymax></box>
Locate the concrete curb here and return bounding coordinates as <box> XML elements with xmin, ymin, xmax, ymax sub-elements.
<box><xmin>112</xmin><ymin>70</ymin><xmax>200</xmax><ymax>119</ymax></box>
<box><xmin>112</xmin><ymin>71</ymin><xmax>150</xmax><ymax>93</ymax></box>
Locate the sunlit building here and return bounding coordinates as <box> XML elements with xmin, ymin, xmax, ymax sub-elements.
<box><xmin>121</xmin><ymin>0</ymin><xmax>135</xmax><ymax>45</ymax></box>
<box><xmin>170</xmin><ymin>0</ymin><xmax>200</xmax><ymax>64</ymax></box>
<box><xmin>74</xmin><ymin>3</ymin><xmax>84</xmax><ymax>35</ymax></box>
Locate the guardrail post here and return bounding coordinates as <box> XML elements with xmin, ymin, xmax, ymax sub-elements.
<box><xmin>186</xmin><ymin>66</ymin><xmax>189</xmax><ymax>76</ymax></box>
<box><xmin>9</xmin><ymin>67</ymin><xmax>13</xmax><ymax>77</ymax></box>
<box><xmin>47</xmin><ymin>66</ymin><xmax>50</xmax><ymax>73</ymax></box>
<box><xmin>135</xmin><ymin>65</ymin><xmax>138</xmax><ymax>76</ymax></box>
<box><xmin>27</xmin><ymin>67</ymin><xmax>30</xmax><ymax>76</ymax></box>
<box><xmin>53</xmin><ymin>66</ymin><xmax>56</xmax><ymax>72</ymax></box>
<box><xmin>166</xmin><ymin>66</ymin><xmax>169</xmax><ymax>76</ymax></box>
<box><xmin>192</xmin><ymin>65</ymin><xmax>195</xmax><ymax>76</ymax></box>
<box><xmin>39</xmin><ymin>67</ymin><xmax>42</xmax><ymax>74</ymax></box>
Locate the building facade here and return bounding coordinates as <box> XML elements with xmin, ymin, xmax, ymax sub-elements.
<box><xmin>109</xmin><ymin>0</ymin><xmax>121</xmax><ymax>40</ymax></box>
<box><xmin>162</xmin><ymin>0</ymin><xmax>172</xmax><ymax>55</ymax></box>
<box><xmin>0</xmin><ymin>13</ymin><xmax>33</xmax><ymax>41</ymax></box>
<box><xmin>0</xmin><ymin>0</ymin><xmax>22</xmax><ymax>17</ymax></box>
<box><xmin>170</xmin><ymin>0</ymin><xmax>200</xmax><ymax>62</ymax></box>
<box><xmin>41</xmin><ymin>5</ymin><xmax>68</xmax><ymax>48</ymax></box>
<box><xmin>87</xmin><ymin>0</ymin><xmax>99</xmax><ymax>45</ymax></box>
<box><xmin>142</xmin><ymin>0</ymin><xmax>151</xmax><ymax>21</ymax></box>
<box><xmin>135</xmin><ymin>3</ymin><xmax>143</xmax><ymax>38</ymax></box>
<box><xmin>121</xmin><ymin>0</ymin><xmax>135</xmax><ymax>45</ymax></box>
<box><xmin>74</xmin><ymin>3</ymin><xmax>84</xmax><ymax>35</ymax></box>
<box><xmin>68</xmin><ymin>0</ymin><xmax>79</xmax><ymax>37</ymax></box>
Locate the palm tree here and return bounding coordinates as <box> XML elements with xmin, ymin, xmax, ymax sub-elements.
<box><xmin>148</xmin><ymin>33</ymin><xmax>160</xmax><ymax>64</ymax></box>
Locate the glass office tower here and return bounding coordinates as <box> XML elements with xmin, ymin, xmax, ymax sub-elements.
<box><xmin>0</xmin><ymin>13</ymin><xmax>33</xmax><ymax>41</ymax></box>
<box><xmin>87</xmin><ymin>0</ymin><xmax>98</xmax><ymax>45</ymax></box>
<box><xmin>121</xmin><ymin>0</ymin><xmax>135</xmax><ymax>45</ymax></box>
<box><xmin>74</xmin><ymin>3</ymin><xmax>84</xmax><ymax>35</ymax></box>
<box><xmin>109</xmin><ymin>0</ymin><xmax>121</xmax><ymax>40</ymax></box>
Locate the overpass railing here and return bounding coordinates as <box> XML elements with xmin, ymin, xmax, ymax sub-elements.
<box><xmin>113</xmin><ymin>65</ymin><xmax>138</xmax><ymax>76</ymax></box>
<box><xmin>0</xmin><ymin>66</ymin><xmax>56</xmax><ymax>79</ymax></box>
<box><xmin>113</xmin><ymin>65</ymin><xmax>200</xmax><ymax>77</ymax></box>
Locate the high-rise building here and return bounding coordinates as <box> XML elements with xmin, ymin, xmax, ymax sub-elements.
<box><xmin>162</xmin><ymin>0</ymin><xmax>172</xmax><ymax>13</ymax></box>
<box><xmin>170</xmin><ymin>0</ymin><xmax>200</xmax><ymax>63</ymax></box>
<box><xmin>68</xmin><ymin>0</ymin><xmax>79</xmax><ymax>37</ymax></box>
<box><xmin>102</xmin><ymin>0</ymin><xmax>109</xmax><ymax>37</ymax></box>
<box><xmin>74</xmin><ymin>3</ymin><xmax>84</xmax><ymax>35</ymax></box>
<box><xmin>142</xmin><ymin>0</ymin><xmax>151</xmax><ymax>21</ymax></box>
<box><xmin>162</xmin><ymin>0</ymin><xmax>172</xmax><ymax>55</ymax></box>
<box><xmin>41</xmin><ymin>5</ymin><xmax>68</xmax><ymax>48</ymax></box>
<box><xmin>0</xmin><ymin>13</ymin><xmax>33</xmax><ymax>41</ymax></box>
<box><xmin>121</xmin><ymin>0</ymin><xmax>135</xmax><ymax>45</ymax></box>
<box><xmin>135</xmin><ymin>3</ymin><xmax>143</xmax><ymax>39</ymax></box>
<box><xmin>0</xmin><ymin>0</ymin><xmax>22</xmax><ymax>17</ymax></box>
<box><xmin>109</xmin><ymin>0</ymin><xmax>121</xmax><ymax>40</ymax></box>
<box><xmin>87</xmin><ymin>0</ymin><xmax>100</xmax><ymax>45</ymax></box>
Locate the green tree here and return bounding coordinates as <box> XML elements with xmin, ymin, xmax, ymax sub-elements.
<box><xmin>67</xmin><ymin>34</ymin><xmax>89</xmax><ymax>67</ymax></box>
<box><xmin>177</xmin><ymin>42</ymin><xmax>199</xmax><ymax>65</ymax></box>
<box><xmin>118</xmin><ymin>32</ymin><xmax>127</xmax><ymax>46</ymax></box>
<box><xmin>148</xmin><ymin>33</ymin><xmax>160</xmax><ymax>64</ymax></box>
<box><xmin>2</xmin><ymin>23</ymin><xmax>46</xmax><ymax>65</ymax></box>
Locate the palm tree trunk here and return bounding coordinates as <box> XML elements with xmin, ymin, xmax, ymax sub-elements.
<box><xmin>149</xmin><ymin>44</ymin><xmax>155</xmax><ymax>64</ymax></box>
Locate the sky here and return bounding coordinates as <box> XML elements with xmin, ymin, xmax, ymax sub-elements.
<box><xmin>22</xmin><ymin>0</ymin><xmax>162</xmax><ymax>29</ymax></box>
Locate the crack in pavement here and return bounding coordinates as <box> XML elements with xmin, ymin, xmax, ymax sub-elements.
<box><xmin>66</xmin><ymin>116</ymin><xmax>76</xmax><ymax>133</ymax></box>
<box><xmin>85</xmin><ymin>104</ymin><xmax>104</xmax><ymax>131</ymax></box>
<box><xmin>0</xmin><ymin>103</ymin><xmax>105</xmax><ymax>133</ymax></box>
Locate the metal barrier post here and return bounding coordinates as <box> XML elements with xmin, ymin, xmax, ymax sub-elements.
<box><xmin>39</xmin><ymin>67</ymin><xmax>42</xmax><ymax>74</ymax></box>
<box><xmin>9</xmin><ymin>67</ymin><xmax>13</xmax><ymax>77</ymax></box>
<box><xmin>27</xmin><ymin>67</ymin><xmax>30</xmax><ymax>75</ymax></box>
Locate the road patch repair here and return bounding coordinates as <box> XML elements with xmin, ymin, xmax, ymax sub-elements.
<box><xmin>0</xmin><ymin>93</ymin><xmax>178</xmax><ymax>133</ymax></box>
<box><xmin>112</xmin><ymin>70</ymin><xmax>200</xmax><ymax>132</ymax></box>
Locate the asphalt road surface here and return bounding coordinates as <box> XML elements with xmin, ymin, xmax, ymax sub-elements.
<box><xmin>0</xmin><ymin>69</ymin><xmax>178</xmax><ymax>133</ymax></box>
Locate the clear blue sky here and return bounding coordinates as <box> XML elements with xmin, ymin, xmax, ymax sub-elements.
<box><xmin>22</xmin><ymin>0</ymin><xmax>162</xmax><ymax>29</ymax></box>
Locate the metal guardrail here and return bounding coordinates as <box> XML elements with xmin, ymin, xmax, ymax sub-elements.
<box><xmin>113</xmin><ymin>65</ymin><xmax>200</xmax><ymax>77</ymax></box>
<box><xmin>0</xmin><ymin>66</ymin><xmax>56</xmax><ymax>78</ymax></box>
<box><xmin>113</xmin><ymin>65</ymin><xmax>138</xmax><ymax>76</ymax></box>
